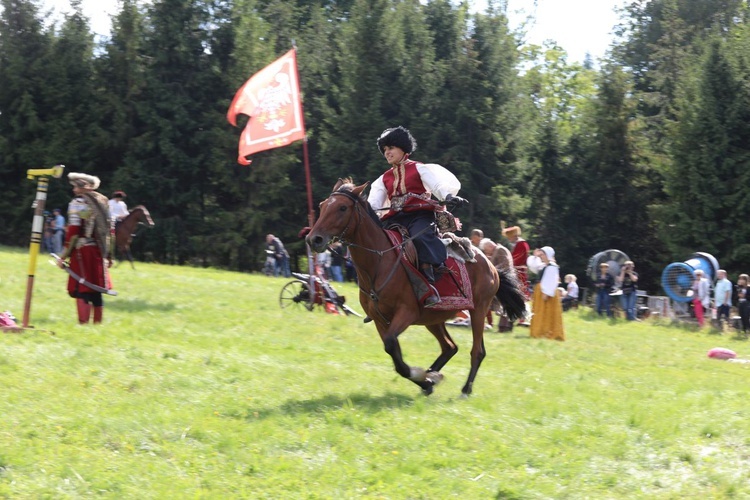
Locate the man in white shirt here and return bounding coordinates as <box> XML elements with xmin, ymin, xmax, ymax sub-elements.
<box><xmin>714</xmin><ymin>269</ymin><xmax>733</xmax><ymax>325</ymax></box>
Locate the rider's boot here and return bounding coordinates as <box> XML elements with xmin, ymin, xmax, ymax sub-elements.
<box><xmin>420</xmin><ymin>264</ymin><xmax>441</xmax><ymax>307</ymax></box>
<box><xmin>77</xmin><ymin>299</ymin><xmax>91</xmax><ymax>324</ymax></box>
<box><xmin>420</xmin><ymin>263</ymin><xmax>436</xmax><ymax>284</ymax></box>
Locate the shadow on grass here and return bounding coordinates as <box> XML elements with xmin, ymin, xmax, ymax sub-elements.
<box><xmin>252</xmin><ymin>392</ymin><xmax>414</xmax><ymax>420</ymax></box>
<box><xmin>107</xmin><ymin>298</ymin><xmax>176</xmax><ymax>312</ymax></box>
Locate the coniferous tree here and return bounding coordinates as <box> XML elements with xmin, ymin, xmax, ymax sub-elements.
<box><xmin>0</xmin><ymin>0</ymin><xmax>56</xmax><ymax>243</ymax></box>
<box><xmin>661</xmin><ymin>37</ymin><xmax>750</xmax><ymax>272</ymax></box>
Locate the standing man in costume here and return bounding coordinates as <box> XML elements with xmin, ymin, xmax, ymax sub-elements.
<box><xmin>56</xmin><ymin>173</ymin><xmax>113</xmax><ymax>324</ymax></box>
<box><xmin>503</xmin><ymin>225</ymin><xmax>530</xmax><ymax>300</ymax></box>
<box><xmin>367</xmin><ymin>126</ymin><xmax>466</xmax><ymax>307</ymax></box>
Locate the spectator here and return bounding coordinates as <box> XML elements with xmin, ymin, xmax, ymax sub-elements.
<box><xmin>478</xmin><ymin>238</ymin><xmax>513</xmax><ymax>272</ymax></box>
<box><xmin>594</xmin><ymin>263</ymin><xmax>615</xmax><ymax>317</ymax></box>
<box><xmin>618</xmin><ymin>260</ymin><xmax>639</xmax><ymax>321</ymax></box>
<box><xmin>562</xmin><ymin>274</ymin><xmax>579</xmax><ymax>311</ymax></box>
<box><xmin>266</xmin><ymin>234</ymin><xmax>290</xmax><ymax>277</ymax></box>
<box><xmin>691</xmin><ymin>269</ymin><xmax>710</xmax><ymax>327</ymax></box>
<box><xmin>714</xmin><ymin>269</ymin><xmax>732</xmax><ymax>326</ymax></box>
<box><xmin>478</xmin><ymin>237</ymin><xmax>516</xmax><ymax>330</ymax></box>
<box><xmin>42</xmin><ymin>210</ymin><xmax>54</xmax><ymax>252</ymax></box>
<box><xmin>344</xmin><ymin>246</ymin><xmax>357</xmax><ymax>283</ymax></box>
<box><xmin>528</xmin><ymin>246</ymin><xmax>565</xmax><ymax>341</ymax></box>
<box><xmin>329</xmin><ymin>242</ymin><xmax>345</xmax><ymax>282</ymax></box>
<box><xmin>52</xmin><ymin>208</ymin><xmax>66</xmax><ymax>254</ymax></box>
<box><xmin>503</xmin><ymin>225</ymin><xmax>530</xmax><ymax>301</ymax></box>
<box><xmin>736</xmin><ymin>274</ymin><xmax>749</xmax><ymax>335</ymax></box>
<box><xmin>470</xmin><ymin>229</ymin><xmax>484</xmax><ymax>247</ymax></box>
<box><xmin>316</xmin><ymin>248</ymin><xmax>331</xmax><ymax>279</ymax></box>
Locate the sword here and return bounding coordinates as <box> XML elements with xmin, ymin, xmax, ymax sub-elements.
<box><xmin>50</xmin><ymin>253</ymin><xmax>118</xmax><ymax>296</ymax></box>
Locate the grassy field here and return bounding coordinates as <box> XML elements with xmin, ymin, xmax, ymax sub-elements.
<box><xmin>1</xmin><ymin>245</ymin><xmax>750</xmax><ymax>499</ymax></box>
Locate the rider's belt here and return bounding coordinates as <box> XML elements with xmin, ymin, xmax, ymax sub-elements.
<box><xmin>389</xmin><ymin>193</ymin><xmax>432</xmax><ymax>211</ymax></box>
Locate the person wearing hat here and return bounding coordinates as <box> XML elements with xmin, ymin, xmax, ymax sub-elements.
<box><xmin>503</xmin><ymin>225</ymin><xmax>530</xmax><ymax>301</ymax></box>
<box><xmin>108</xmin><ymin>190</ymin><xmax>130</xmax><ymax>230</ymax></box>
<box><xmin>367</xmin><ymin>126</ymin><xmax>467</xmax><ymax>307</ymax></box>
<box><xmin>56</xmin><ymin>172</ymin><xmax>113</xmax><ymax>324</ymax></box>
<box><xmin>593</xmin><ymin>262</ymin><xmax>615</xmax><ymax>317</ymax></box>
<box><xmin>528</xmin><ymin>246</ymin><xmax>565</xmax><ymax>341</ymax></box>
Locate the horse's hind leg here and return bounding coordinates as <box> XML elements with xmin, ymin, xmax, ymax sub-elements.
<box><xmin>425</xmin><ymin>323</ymin><xmax>458</xmax><ymax>381</ymax></box>
<box><xmin>461</xmin><ymin>310</ymin><xmax>488</xmax><ymax>396</ymax></box>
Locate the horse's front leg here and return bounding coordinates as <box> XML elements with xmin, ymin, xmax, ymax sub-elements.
<box><xmin>378</xmin><ymin>321</ymin><xmax>436</xmax><ymax>395</ymax></box>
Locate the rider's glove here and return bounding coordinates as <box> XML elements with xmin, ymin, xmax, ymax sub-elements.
<box><xmin>444</xmin><ymin>194</ymin><xmax>468</xmax><ymax>211</ymax></box>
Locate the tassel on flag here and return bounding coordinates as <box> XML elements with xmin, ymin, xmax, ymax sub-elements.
<box><xmin>227</xmin><ymin>49</ymin><xmax>306</xmax><ymax>165</ymax></box>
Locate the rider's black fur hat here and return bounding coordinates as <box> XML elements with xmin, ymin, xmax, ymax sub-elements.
<box><xmin>377</xmin><ymin>126</ymin><xmax>417</xmax><ymax>155</ymax></box>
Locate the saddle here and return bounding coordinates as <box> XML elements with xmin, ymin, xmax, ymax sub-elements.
<box><xmin>384</xmin><ymin>228</ymin><xmax>474</xmax><ymax>311</ymax></box>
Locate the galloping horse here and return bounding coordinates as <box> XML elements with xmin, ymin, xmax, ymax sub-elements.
<box><xmin>115</xmin><ymin>205</ymin><xmax>155</xmax><ymax>269</ymax></box>
<box><xmin>306</xmin><ymin>179</ymin><xmax>526</xmax><ymax>396</ymax></box>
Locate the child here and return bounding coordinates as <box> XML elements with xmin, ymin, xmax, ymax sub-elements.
<box><xmin>562</xmin><ymin>274</ymin><xmax>579</xmax><ymax>311</ymax></box>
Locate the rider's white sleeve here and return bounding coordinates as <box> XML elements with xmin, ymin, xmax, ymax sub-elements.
<box><xmin>417</xmin><ymin>163</ymin><xmax>460</xmax><ymax>201</ymax></box>
<box><xmin>367</xmin><ymin>175</ymin><xmax>389</xmax><ymax>213</ymax></box>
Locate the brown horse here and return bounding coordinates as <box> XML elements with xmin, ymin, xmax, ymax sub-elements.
<box><xmin>115</xmin><ymin>205</ymin><xmax>155</xmax><ymax>269</ymax></box>
<box><xmin>306</xmin><ymin>179</ymin><xmax>526</xmax><ymax>396</ymax></box>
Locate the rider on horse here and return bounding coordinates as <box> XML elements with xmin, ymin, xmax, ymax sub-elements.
<box><xmin>108</xmin><ymin>190</ymin><xmax>130</xmax><ymax>232</ymax></box>
<box><xmin>367</xmin><ymin>126</ymin><xmax>467</xmax><ymax>306</ymax></box>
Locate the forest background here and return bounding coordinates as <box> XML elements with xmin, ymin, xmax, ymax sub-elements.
<box><xmin>1</xmin><ymin>0</ymin><xmax>750</xmax><ymax>293</ymax></box>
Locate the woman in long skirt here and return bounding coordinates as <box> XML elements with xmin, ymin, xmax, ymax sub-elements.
<box><xmin>528</xmin><ymin>246</ymin><xmax>565</xmax><ymax>341</ymax></box>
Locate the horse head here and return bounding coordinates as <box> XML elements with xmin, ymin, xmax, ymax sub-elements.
<box><xmin>306</xmin><ymin>178</ymin><xmax>369</xmax><ymax>253</ymax></box>
<box><xmin>133</xmin><ymin>205</ymin><xmax>155</xmax><ymax>227</ymax></box>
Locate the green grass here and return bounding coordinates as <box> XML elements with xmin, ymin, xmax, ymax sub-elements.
<box><xmin>1</xmin><ymin>245</ymin><xmax>750</xmax><ymax>499</ymax></box>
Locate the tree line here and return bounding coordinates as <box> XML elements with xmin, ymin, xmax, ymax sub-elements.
<box><xmin>1</xmin><ymin>0</ymin><xmax>749</xmax><ymax>293</ymax></box>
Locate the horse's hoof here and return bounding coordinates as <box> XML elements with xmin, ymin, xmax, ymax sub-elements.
<box><xmin>421</xmin><ymin>384</ymin><xmax>434</xmax><ymax>396</ymax></box>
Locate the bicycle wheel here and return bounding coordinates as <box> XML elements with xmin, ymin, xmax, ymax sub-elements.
<box><xmin>279</xmin><ymin>280</ymin><xmax>314</xmax><ymax>311</ymax></box>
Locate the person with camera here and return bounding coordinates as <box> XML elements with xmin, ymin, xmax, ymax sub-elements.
<box><xmin>618</xmin><ymin>260</ymin><xmax>639</xmax><ymax>321</ymax></box>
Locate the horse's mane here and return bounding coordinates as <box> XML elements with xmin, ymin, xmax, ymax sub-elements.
<box><xmin>335</xmin><ymin>178</ymin><xmax>383</xmax><ymax>228</ymax></box>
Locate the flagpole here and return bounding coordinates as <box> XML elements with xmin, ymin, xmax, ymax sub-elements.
<box><xmin>292</xmin><ymin>45</ymin><xmax>318</xmax><ymax>300</ymax></box>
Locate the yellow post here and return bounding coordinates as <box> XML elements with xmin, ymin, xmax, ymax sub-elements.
<box><xmin>21</xmin><ymin>165</ymin><xmax>65</xmax><ymax>328</ymax></box>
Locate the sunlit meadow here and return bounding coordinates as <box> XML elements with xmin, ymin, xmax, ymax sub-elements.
<box><xmin>1</xmin><ymin>245</ymin><xmax>749</xmax><ymax>498</ymax></box>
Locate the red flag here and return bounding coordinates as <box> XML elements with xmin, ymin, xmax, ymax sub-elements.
<box><xmin>227</xmin><ymin>49</ymin><xmax>306</xmax><ymax>165</ymax></box>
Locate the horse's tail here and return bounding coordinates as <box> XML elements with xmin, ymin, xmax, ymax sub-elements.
<box><xmin>495</xmin><ymin>267</ymin><xmax>526</xmax><ymax>322</ymax></box>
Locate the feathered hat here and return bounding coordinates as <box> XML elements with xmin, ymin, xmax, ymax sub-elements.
<box><xmin>68</xmin><ymin>172</ymin><xmax>100</xmax><ymax>190</ymax></box>
<box><xmin>377</xmin><ymin>126</ymin><xmax>417</xmax><ymax>155</ymax></box>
